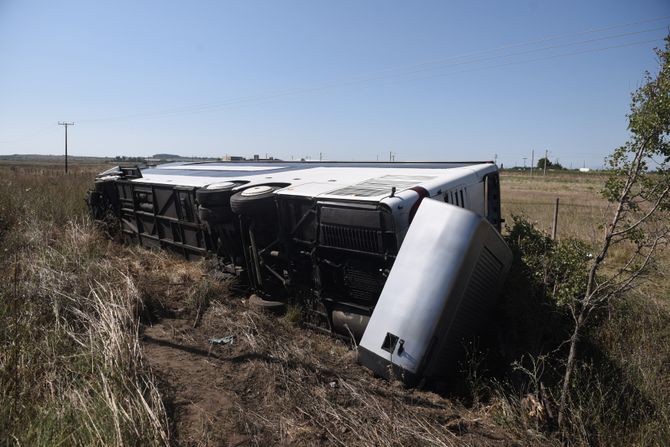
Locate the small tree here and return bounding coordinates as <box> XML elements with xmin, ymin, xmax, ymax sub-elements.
<box><xmin>557</xmin><ymin>36</ymin><xmax>670</xmax><ymax>428</ymax></box>
<box><xmin>537</xmin><ymin>157</ymin><xmax>553</xmax><ymax>170</ymax></box>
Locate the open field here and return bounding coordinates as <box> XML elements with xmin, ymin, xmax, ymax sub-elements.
<box><xmin>1</xmin><ymin>162</ymin><xmax>668</xmax><ymax>446</ymax></box>
<box><xmin>502</xmin><ymin>170</ymin><xmax>670</xmax><ymax>308</ymax></box>
<box><xmin>502</xmin><ymin>171</ymin><xmax>611</xmax><ymax>240</ymax></box>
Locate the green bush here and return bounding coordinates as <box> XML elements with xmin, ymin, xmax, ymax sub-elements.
<box><xmin>490</xmin><ymin>216</ymin><xmax>670</xmax><ymax>445</ymax></box>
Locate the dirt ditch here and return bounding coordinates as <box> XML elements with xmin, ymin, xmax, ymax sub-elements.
<box><xmin>139</xmin><ymin>277</ymin><xmax>517</xmax><ymax>447</ymax></box>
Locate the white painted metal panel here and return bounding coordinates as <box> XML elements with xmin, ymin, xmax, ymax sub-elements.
<box><xmin>134</xmin><ymin>164</ymin><xmax>496</xmax><ymax>201</ymax></box>
<box><xmin>358</xmin><ymin>198</ymin><xmax>512</xmax><ymax>382</ymax></box>
<box><xmin>158</xmin><ymin>164</ymin><xmax>288</xmax><ymax>171</ymax></box>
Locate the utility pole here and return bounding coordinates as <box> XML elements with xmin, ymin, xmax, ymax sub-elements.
<box><xmin>58</xmin><ymin>122</ymin><xmax>74</xmax><ymax>173</ymax></box>
<box><xmin>494</xmin><ymin>153</ymin><xmax>498</xmax><ymax>165</ymax></box>
<box><xmin>530</xmin><ymin>149</ymin><xmax>534</xmax><ymax>177</ymax></box>
<box><xmin>543</xmin><ymin>149</ymin><xmax>548</xmax><ymax>177</ymax></box>
<box><xmin>523</xmin><ymin>157</ymin><xmax>527</xmax><ymax>170</ymax></box>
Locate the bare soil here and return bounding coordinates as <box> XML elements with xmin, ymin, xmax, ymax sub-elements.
<box><xmin>140</xmin><ymin>284</ymin><xmax>518</xmax><ymax>447</ymax></box>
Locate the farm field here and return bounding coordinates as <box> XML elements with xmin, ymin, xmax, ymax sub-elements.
<box><xmin>502</xmin><ymin>170</ymin><xmax>610</xmax><ymax>240</ymax></box>
<box><xmin>502</xmin><ymin>170</ymin><xmax>670</xmax><ymax>308</ymax></box>
<box><xmin>0</xmin><ymin>161</ymin><xmax>668</xmax><ymax>446</ymax></box>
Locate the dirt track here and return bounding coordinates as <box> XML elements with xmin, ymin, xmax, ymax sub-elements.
<box><xmin>143</xmin><ymin>319</ymin><xmax>248</xmax><ymax>446</ymax></box>
<box><xmin>141</xmin><ymin>292</ymin><xmax>517</xmax><ymax>447</ymax></box>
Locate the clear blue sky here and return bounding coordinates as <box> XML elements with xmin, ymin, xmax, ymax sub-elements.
<box><xmin>1</xmin><ymin>0</ymin><xmax>668</xmax><ymax>167</ymax></box>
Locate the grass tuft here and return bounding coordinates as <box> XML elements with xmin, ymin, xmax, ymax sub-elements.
<box><xmin>0</xmin><ymin>164</ymin><xmax>170</xmax><ymax>446</ymax></box>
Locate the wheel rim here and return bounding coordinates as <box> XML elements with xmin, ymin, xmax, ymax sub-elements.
<box><xmin>241</xmin><ymin>185</ymin><xmax>274</xmax><ymax>197</ymax></box>
<box><xmin>205</xmin><ymin>182</ymin><xmax>235</xmax><ymax>190</ymax></box>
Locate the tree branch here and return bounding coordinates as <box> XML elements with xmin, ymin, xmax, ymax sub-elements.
<box><xmin>610</xmin><ymin>185</ymin><xmax>670</xmax><ymax>237</ymax></box>
<box><xmin>593</xmin><ymin>230</ymin><xmax>667</xmax><ymax>306</ymax></box>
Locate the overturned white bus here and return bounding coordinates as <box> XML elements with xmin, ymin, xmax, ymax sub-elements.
<box><xmin>87</xmin><ymin>160</ymin><xmax>511</xmax><ymax>383</ymax></box>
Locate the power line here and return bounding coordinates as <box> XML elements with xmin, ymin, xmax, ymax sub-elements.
<box><xmin>9</xmin><ymin>35</ymin><xmax>651</xmax><ymax>150</ymax></box>
<box><xmin>385</xmin><ymin>26</ymin><xmax>666</xmax><ymax>80</ymax></box>
<box><xmin>74</xmin><ymin>21</ymin><xmax>670</xmax><ymax>124</ymax></box>
<box><xmin>177</xmin><ymin>37</ymin><xmax>665</xmax><ymax>115</ymax></box>
<box><xmin>360</xmin><ymin>25</ymin><xmax>667</xmax><ymax>87</ymax></box>
<box><xmin>81</xmin><ymin>36</ymin><xmax>664</xmax><ymax>123</ymax></box>
<box><xmin>393</xmin><ymin>37</ymin><xmax>663</xmax><ymax>85</ymax></box>
<box><xmin>372</xmin><ymin>14</ymin><xmax>670</xmax><ymax>74</ymax></box>
<box><xmin>3</xmin><ymin>17</ymin><xmax>667</xmax><ymax>143</ymax></box>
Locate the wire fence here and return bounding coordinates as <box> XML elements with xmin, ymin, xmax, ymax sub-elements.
<box><xmin>504</xmin><ymin>200</ymin><xmax>609</xmax><ymax>209</ymax></box>
<box><xmin>503</xmin><ymin>197</ymin><xmax>613</xmax><ymax>240</ymax></box>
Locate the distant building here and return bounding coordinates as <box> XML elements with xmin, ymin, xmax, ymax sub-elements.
<box><xmin>252</xmin><ymin>154</ymin><xmax>280</xmax><ymax>161</ymax></box>
<box><xmin>218</xmin><ymin>154</ymin><xmax>282</xmax><ymax>162</ymax></box>
<box><xmin>579</xmin><ymin>167</ymin><xmax>591</xmax><ymax>173</ymax></box>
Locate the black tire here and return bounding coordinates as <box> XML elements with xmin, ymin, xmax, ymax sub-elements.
<box><xmin>230</xmin><ymin>186</ymin><xmax>279</xmax><ymax>216</ymax></box>
<box><xmin>198</xmin><ymin>205</ymin><xmax>231</xmax><ymax>225</ymax></box>
<box><xmin>196</xmin><ymin>184</ymin><xmax>236</xmax><ymax>207</ymax></box>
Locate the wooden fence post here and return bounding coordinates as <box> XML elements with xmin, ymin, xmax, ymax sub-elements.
<box><xmin>552</xmin><ymin>197</ymin><xmax>560</xmax><ymax>240</ymax></box>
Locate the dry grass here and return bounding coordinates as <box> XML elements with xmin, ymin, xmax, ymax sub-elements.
<box><xmin>502</xmin><ymin>170</ymin><xmax>670</xmax><ymax>303</ymax></box>
<box><xmin>1</xmin><ymin>163</ymin><xmax>668</xmax><ymax>446</ymax></box>
<box><xmin>501</xmin><ymin>171</ymin><xmax>611</xmax><ymax>241</ymax></box>
<box><xmin>0</xmin><ymin>163</ymin><xmax>170</xmax><ymax>446</ymax></box>
<box><xmin>151</xmin><ymin>297</ymin><xmax>516</xmax><ymax>446</ymax></box>
<box><xmin>499</xmin><ymin>170</ymin><xmax>670</xmax><ymax>446</ymax></box>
